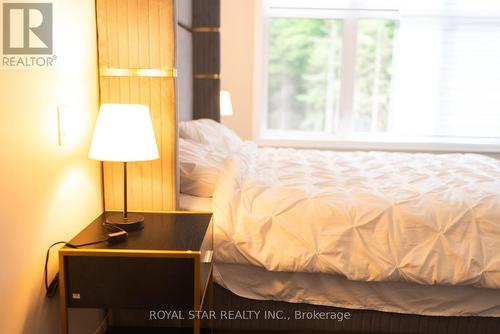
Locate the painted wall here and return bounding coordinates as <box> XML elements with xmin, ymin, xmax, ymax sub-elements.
<box><xmin>0</xmin><ymin>1</ymin><xmax>103</xmax><ymax>333</ymax></box>
<box><xmin>220</xmin><ymin>0</ymin><xmax>261</xmax><ymax>140</ymax></box>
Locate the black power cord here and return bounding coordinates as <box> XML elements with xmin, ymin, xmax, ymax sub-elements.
<box><xmin>44</xmin><ymin>223</ymin><xmax>128</xmax><ymax>298</ymax></box>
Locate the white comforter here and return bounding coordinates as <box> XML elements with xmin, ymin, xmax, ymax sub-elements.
<box><xmin>213</xmin><ymin>143</ymin><xmax>500</xmax><ymax>288</ymax></box>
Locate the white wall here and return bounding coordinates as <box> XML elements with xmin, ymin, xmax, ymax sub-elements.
<box><xmin>220</xmin><ymin>0</ymin><xmax>262</xmax><ymax>140</ymax></box>
<box><xmin>0</xmin><ymin>1</ymin><xmax>103</xmax><ymax>333</ymax></box>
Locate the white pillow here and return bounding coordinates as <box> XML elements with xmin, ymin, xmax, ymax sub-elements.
<box><xmin>179</xmin><ymin>119</ymin><xmax>242</xmax><ymax>155</ymax></box>
<box><xmin>179</xmin><ymin>138</ymin><xmax>226</xmax><ymax>197</ymax></box>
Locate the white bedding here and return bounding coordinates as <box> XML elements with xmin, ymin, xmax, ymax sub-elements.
<box><xmin>214</xmin><ymin>263</ymin><xmax>500</xmax><ymax>317</ymax></box>
<box><xmin>179</xmin><ymin>193</ymin><xmax>213</xmax><ymax>212</ymax></box>
<box><xmin>213</xmin><ymin>143</ymin><xmax>500</xmax><ymax>288</ymax></box>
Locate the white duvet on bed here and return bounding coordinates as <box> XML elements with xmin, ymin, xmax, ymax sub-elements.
<box><xmin>213</xmin><ymin>143</ymin><xmax>500</xmax><ymax>288</ymax></box>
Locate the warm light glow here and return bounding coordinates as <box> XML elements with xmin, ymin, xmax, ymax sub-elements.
<box><xmin>88</xmin><ymin>104</ymin><xmax>159</xmax><ymax>162</ymax></box>
<box><xmin>220</xmin><ymin>90</ymin><xmax>234</xmax><ymax>116</ymax></box>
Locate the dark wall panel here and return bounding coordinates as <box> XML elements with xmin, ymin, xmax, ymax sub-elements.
<box><xmin>194</xmin><ymin>79</ymin><xmax>220</xmax><ymax>121</ymax></box>
<box><xmin>192</xmin><ymin>0</ymin><xmax>221</xmax><ymax>122</ymax></box>
<box><xmin>193</xmin><ymin>33</ymin><xmax>220</xmax><ymax>74</ymax></box>
<box><xmin>193</xmin><ymin>0</ymin><xmax>220</xmax><ymax>27</ymax></box>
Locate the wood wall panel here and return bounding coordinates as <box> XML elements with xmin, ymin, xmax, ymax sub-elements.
<box><xmin>193</xmin><ymin>33</ymin><xmax>220</xmax><ymax>74</ymax></box>
<box><xmin>193</xmin><ymin>79</ymin><xmax>220</xmax><ymax>120</ymax></box>
<box><xmin>96</xmin><ymin>0</ymin><xmax>176</xmax><ymax>211</ymax></box>
<box><xmin>193</xmin><ymin>0</ymin><xmax>220</xmax><ymax>27</ymax></box>
<box><xmin>192</xmin><ymin>0</ymin><xmax>221</xmax><ymax>121</ymax></box>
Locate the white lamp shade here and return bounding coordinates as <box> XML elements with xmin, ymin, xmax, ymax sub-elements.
<box><xmin>89</xmin><ymin>104</ymin><xmax>159</xmax><ymax>162</ymax></box>
<box><xmin>220</xmin><ymin>90</ymin><xmax>233</xmax><ymax>116</ymax></box>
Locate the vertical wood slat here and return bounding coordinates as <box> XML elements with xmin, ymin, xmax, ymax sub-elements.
<box><xmin>96</xmin><ymin>0</ymin><xmax>176</xmax><ymax>212</ymax></box>
<box><xmin>192</xmin><ymin>0</ymin><xmax>221</xmax><ymax>122</ymax></box>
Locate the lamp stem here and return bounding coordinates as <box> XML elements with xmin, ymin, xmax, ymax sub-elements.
<box><xmin>105</xmin><ymin>160</ymin><xmax>143</xmax><ymax>231</ymax></box>
<box><xmin>123</xmin><ymin>161</ymin><xmax>128</xmax><ymax>219</ymax></box>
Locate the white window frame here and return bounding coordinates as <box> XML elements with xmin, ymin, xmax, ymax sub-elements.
<box><xmin>253</xmin><ymin>0</ymin><xmax>500</xmax><ymax>153</ymax></box>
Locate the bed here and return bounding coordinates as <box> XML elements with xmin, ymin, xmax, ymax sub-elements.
<box><xmin>178</xmin><ymin>119</ymin><xmax>500</xmax><ymax>333</ymax></box>
<box><xmin>175</xmin><ymin>2</ymin><xmax>500</xmax><ymax>332</ymax></box>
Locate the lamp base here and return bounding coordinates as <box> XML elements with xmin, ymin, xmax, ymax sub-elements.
<box><xmin>106</xmin><ymin>213</ymin><xmax>144</xmax><ymax>231</ymax></box>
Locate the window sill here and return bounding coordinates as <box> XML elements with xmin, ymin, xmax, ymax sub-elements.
<box><xmin>256</xmin><ymin>134</ymin><xmax>500</xmax><ymax>154</ymax></box>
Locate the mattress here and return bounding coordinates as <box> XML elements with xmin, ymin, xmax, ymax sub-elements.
<box><xmin>214</xmin><ymin>262</ymin><xmax>500</xmax><ymax>317</ymax></box>
<box><xmin>179</xmin><ymin>193</ymin><xmax>213</xmax><ymax>212</ymax></box>
<box><xmin>213</xmin><ymin>143</ymin><xmax>500</xmax><ymax>288</ymax></box>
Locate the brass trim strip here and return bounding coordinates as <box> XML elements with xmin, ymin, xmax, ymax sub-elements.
<box><xmin>105</xmin><ymin>209</ymin><xmax>213</xmax><ymax>215</ymax></box>
<box><xmin>208</xmin><ymin>270</ymin><xmax>214</xmax><ymax>330</ymax></box>
<box><xmin>192</xmin><ymin>27</ymin><xmax>220</xmax><ymax>33</ymax></box>
<box><xmin>199</xmin><ymin>262</ymin><xmax>213</xmax><ymax>309</ymax></box>
<box><xmin>194</xmin><ymin>253</ymin><xmax>201</xmax><ymax>334</ymax></box>
<box><xmin>194</xmin><ymin>73</ymin><xmax>220</xmax><ymax>80</ymax></box>
<box><xmin>59</xmin><ymin>251</ymin><xmax>68</xmax><ymax>334</ymax></box>
<box><xmin>60</xmin><ymin>248</ymin><xmax>200</xmax><ymax>257</ymax></box>
<box><xmin>177</xmin><ymin>22</ymin><xmax>220</xmax><ymax>33</ymax></box>
<box><xmin>100</xmin><ymin>67</ymin><xmax>177</xmax><ymax>78</ymax></box>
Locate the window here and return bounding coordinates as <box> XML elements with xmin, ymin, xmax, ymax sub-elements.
<box><xmin>261</xmin><ymin>0</ymin><xmax>500</xmax><ymax>150</ymax></box>
<box><xmin>267</xmin><ymin>17</ymin><xmax>343</xmax><ymax>132</ymax></box>
<box><xmin>353</xmin><ymin>19</ymin><xmax>396</xmax><ymax>133</ymax></box>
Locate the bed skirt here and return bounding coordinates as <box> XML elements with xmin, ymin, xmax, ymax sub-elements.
<box><xmin>213</xmin><ymin>283</ymin><xmax>500</xmax><ymax>333</ymax></box>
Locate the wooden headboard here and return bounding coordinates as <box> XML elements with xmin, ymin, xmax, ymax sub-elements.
<box><xmin>176</xmin><ymin>0</ymin><xmax>221</xmax><ymax>122</ymax></box>
<box><xmin>95</xmin><ymin>0</ymin><xmax>220</xmax><ymax>212</ymax></box>
<box><xmin>96</xmin><ymin>0</ymin><xmax>178</xmax><ymax>212</ymax></box>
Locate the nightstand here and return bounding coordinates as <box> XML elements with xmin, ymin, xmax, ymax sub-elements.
<box><xmin>59</xmin><ymin>211</ymin><xmax>213</xmax><ymax>334</ymax></box>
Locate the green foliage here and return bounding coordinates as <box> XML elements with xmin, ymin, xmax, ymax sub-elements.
<box><xmin>353</xmin><ymin>19</ymin><xmax>396</xmax><ymax>132</ymax></box>
<box><xmin>267</xmin><ymin>18</ymin><xmax>342</xmax><ymax>131</ymax></box>
<box><xmin>267</xmin><ymin>17</ymin><xmax>396</xmax><ymax>134</ymax></box>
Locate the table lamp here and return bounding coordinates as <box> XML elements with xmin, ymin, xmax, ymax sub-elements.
<box><xmin>220</xmin><ymin>90</ymin><xmax>233</xmax><ymax>116</ymax></box>
<box><xmin>88</xmin><ymin>104</ymin><xmax>159</xmax><ymax>231</ymax></box>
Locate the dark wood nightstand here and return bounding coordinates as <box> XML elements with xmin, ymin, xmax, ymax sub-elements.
<box><xmin>59</xmin><ymin>211</ymin><xmax>213</xmax><ymax>334</ymax></box>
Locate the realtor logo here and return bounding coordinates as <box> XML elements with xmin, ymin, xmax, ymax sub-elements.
<box><xmin>1</xmin><ymin>2</ymin><xmax>56</xmax><ymax>67</ymax></box>
<box><xmin>3</xmin><ymin>3</ymin><xmax>52</xmax><ymax>54</ymax></box>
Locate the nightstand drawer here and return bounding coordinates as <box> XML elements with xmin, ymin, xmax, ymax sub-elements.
<box><xmin>64</xmin><ymin>255</ymin><xmax>195</xmax><ymax>309</ymax></box>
